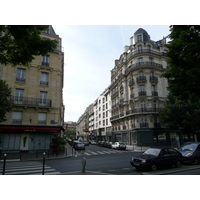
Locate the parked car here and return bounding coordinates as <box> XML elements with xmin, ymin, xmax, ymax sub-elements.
<box><xmin>74</xmin><ymin>142</ymin><xmax>85</xmax><ymax>150</ymax></box>
<box><xmin>97</xmin><ymin>141</ymin><xmax>104</xmax><ymax>146</ymax></box>
<box><xmin>104</xmin><ymin>142</ymin><xmax>113</xmax><ymax>148</ymax></box>
<box><xmin>83</xmin><ymin>140</ymin><xmax>89</xmax><ymax>146</ymax></box>
<box><xmin>112</xmin><ymin>142</ymin><xmax>126</xmax><ymax>150</ymax></box>
<box><xmin>178</xmin><ymin>142</ymin><xmax>200</xmax><ymax>165</ymax></box>
<box><xmin>90</xmin><ymin>140</ymin><xmax>97</xmax><ymax>145</ymax></box>
<box><xmin>130</xmin><ymin>147</ymin><xmax>183</xmax><ymax>171</ymax></box>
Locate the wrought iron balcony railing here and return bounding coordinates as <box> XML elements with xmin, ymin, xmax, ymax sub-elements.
<box><xmin>10</xmin><ymin>96</ymin><xmax>52</xmax><ymax>108</ymax></box>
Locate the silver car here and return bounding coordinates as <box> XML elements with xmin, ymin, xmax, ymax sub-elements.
<box><xmin>112</xmin><ymin>142</ymin><xmax>126</xmax><ymax>150</ymax></box>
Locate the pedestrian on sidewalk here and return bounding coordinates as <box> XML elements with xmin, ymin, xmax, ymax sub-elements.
<box><xmin>49</xmin><ymin>143</ymin><xmax>53</xmax><ymax>155</ymax></box>
<box><xmin>52</xmin><ymin>143</ymin><xmax>58</xmax><ymax>157</ymax></box>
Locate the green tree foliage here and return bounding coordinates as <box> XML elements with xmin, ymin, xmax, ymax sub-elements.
<box><xmin>0</xmin><ymin>25</ymin><xmax>58</xmax><ymax>66</ymax></box>
<box><xmin>159</xmin><ymin>94</ymin><xmax>200</xmax><ymax>134</ymax></box>
<box><xmin>162</xmin><ymin>25</ymin><xmax>200</xmax><ymax>103</ymax></box>
<box><xmin>0</xmin><ymin>80</ymin><xmax>12</xmax><ymax>122</ymax></box>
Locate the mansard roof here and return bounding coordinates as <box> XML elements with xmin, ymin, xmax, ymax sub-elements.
<box><xmin>134</xmin><ymin>28</ymin><xmax>150</xmax><ymax>42</ymax></box>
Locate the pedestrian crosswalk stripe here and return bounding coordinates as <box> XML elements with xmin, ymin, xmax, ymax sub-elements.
<box><xmin>84</xmin><ymin>152</ymin><xmax>92</xmax><ymax>156</ymax></box>
<box><xmin>0</xmin><ymin>161</ymin><xmax>60</xmax><ymax>175</ymax></box>
<box><xmin>96</xmin><ymin>151</ymin><xmax>105</xmax><ymax>154</ymax></box>
<box><xmin>102</xmin><ymin>151</ymin><xmax>112</xmax><ymax>154</ymax></box>
<box><xmin>90</xmin><ymin>152</ymin><xmax>98</xmax><ymax>155</ymax></box>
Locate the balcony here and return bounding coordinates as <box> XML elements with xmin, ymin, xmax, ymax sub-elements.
<box><xmin>10</xmin><ymin>96</ymin><xmax>52</xmax><ymax>108</ymax></box>
<box><xmin>41</xmin><ymin>62</ymin><xmax>49</xmax><ymax>66</ymax></box>
<box><xmin>40</xmin><ymin>81</ymin><xmax>49</xmax><ymax>86</ymax></box>
<box><xmin>152</xmin><ymin>91</ymin><xmax>158</xmax><ymax>96</ymax></box>
<box><xmin>12</xmin><ymin>119</ymin><xmax>22</xmax><ymax>125</ymax></box>
<box><xmin>138</xmin><ymin>91</ymin><xmax>146</xmax><ymax>96</ymax></box>
<box><xmin>140</xmin><ymin>123</ymin><xmax>149</xmax><ymax>128</ymax></box>
<box><xmin>16</xmin><ymin>77</ymin><xmax>26</xmax><ymax>83</ymax></box>
<box><xmin>126</xmin><ymin>108</ymin><xmax>159</xmax><ymax>115</ymax></box>
<box><xmin>120</xmin><ymin>112</ymin><xmax>124</xmax><ymax>117</ymax></box>
<box><xmin>137</xmin><ymin>76</ymin><xmax>147</xmax><ymax>84</ymax></box>
<box><xmin>125</xmin><ymin>62</ymin><xmax>163</xmax><ymax>74</ymax></box>
<box><xmin>38</xmin><ymin>120</ymin><xmax>46</xmax><ymax>125</ymax></box>
<box><xmin>150</xmin><ymin>76</ymin><xmax>158</xmax><ymax>84</ymax></box>
<box><xmin>126</xmin><ymin>49</ymin><xmax>162</xmax><ymax>61</ymax></box>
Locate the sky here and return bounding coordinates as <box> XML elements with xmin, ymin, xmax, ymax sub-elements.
<box><xmin>52</xmin><ymin>25</ymin><xmax>171</xmax><ymax>122</ymax></box>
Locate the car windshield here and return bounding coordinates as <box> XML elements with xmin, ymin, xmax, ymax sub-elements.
<box><xmin>119</xmin><ymin>143</ymin><xmax>125</xmax><ymax>145</ymax></box>
<box><xmin>180</xmin><ymin>143</ymin><xmax>198</xmax><ymax>151</ymax></box>
<box><xmin>143</xmin><ymin>148</ymin><xmax>161</xmax><ymax>156</ymax></box>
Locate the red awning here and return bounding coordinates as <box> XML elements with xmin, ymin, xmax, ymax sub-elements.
<box><xmin>0</xmin><ymin>125</ymin><xmax>62</xmax><ymax>133</ymax></box>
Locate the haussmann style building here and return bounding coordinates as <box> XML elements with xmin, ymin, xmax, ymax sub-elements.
<box><xmin>109</xmin><ymin>28</ymin><xmax>180</xmax><ymax>147</ymax></box>
<box><xmin>0</xmin><ymin>26</ymin><xmax>65</xmax><ymax>152</ymax></box>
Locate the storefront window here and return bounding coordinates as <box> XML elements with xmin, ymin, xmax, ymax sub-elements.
<box><xmin>153</xmin><ymin>132</ymin><xmax>167</xmax><ymax>145</ymax></box>
<box><xmin>170</xmin><ymin>132</ymin><xmax>180</xmax><ymax>148</ymax></box>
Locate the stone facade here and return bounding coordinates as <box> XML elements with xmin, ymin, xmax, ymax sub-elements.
<box><xmin>110</xmin><ymin>28</ymin><xmax>169</xmax><ymax>146</ymax></box>
<box><xmin>0</xmin><ymin>26</ymin><xmax>64</xmax><ymax>152</ymax></box>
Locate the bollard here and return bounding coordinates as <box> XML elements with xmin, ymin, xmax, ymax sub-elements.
<box><xmin>0</xmin><ymin>148</ymin><xmax>2</xmax><ymax>161</ymax></box>
<box><xmin>72</xmin><ymin>146</ymin><xmax>73</xmax><ymax>156</ymax></box>
<box><xmin>81</xmin><ymin>157</ymin><xmax>86</xmax><ymax>173</ymax></box>
<box><xmin>2</xmin><ymin>154</ymin><xmax>7</xmax><ymax>175</ymax></box>
<box><xmin>42</xmin><ymin>152</ymin><xmax>45</xmax><ymax>175</ymax></box>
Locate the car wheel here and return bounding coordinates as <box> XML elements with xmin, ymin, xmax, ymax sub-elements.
<box><xmin>175</xmin><ymin>160</ymin><xmax>181</xmax><ymax>168</ymax></box>
<box><xmin>192</xmin><ymin>157</ymin><xmax>199</xmax><ymax>165</ymax></box>
<box><xmin>151</xmin><ymin>163</ymin><xmax>157</xmax><ymax>171</ymax></box>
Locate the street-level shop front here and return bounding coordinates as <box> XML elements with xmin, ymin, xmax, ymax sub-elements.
<box><xmin>112</xmin><ymin>128</ymin><xmax>199</xmax><ymax>149</ymax></box>
<box><xmin>0</xmin><ymin>125</ymin><xmax>64</xmax><ymax>152</ymax></box>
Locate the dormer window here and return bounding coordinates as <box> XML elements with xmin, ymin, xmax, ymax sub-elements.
<box><xmin>137</xmin><ymin>34</ymin><xmax>142</xmax><ymax>42</ymax></box>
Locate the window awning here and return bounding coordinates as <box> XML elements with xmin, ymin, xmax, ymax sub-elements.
<box><xmin>0</xmin><ymin>125</ymin><xmax>63</xmax><ymax>133</ymax></box>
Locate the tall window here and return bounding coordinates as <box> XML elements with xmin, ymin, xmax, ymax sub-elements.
<box><xmin>141</xmin><ymin>117</ymin><xmax>148</xmax><ymax>127</ymax></box>
<box><xmin>40</xmin><ymin>72</ymin><xmax>49</xmax><ymax>86</ymax></box>
<box><xmin>139</xmin><ymin>85</ymin><xmax>145</xmax><ymax>92</ymax></box>
<box><xmin>12</xmin><ymin>111</ymin><xmax>22</xmax><ymax>124</ymax></box>
<box><xmin>42</xmin><ymin>55</ymin><xmax>50</xmax><ymax>66</ymax></box>
<box><xmin>147</xmin><ymin>45</ymin><xmax>151</xmax><ymax>52</ymax></box>
<box><xmin>149</xmin><ymin>57</ymin><xmax>153</xmax><ymax>64</ymax></box>
<box><xmin>39</xmin><ymin>91</ymin><xmax>47</xmax><ymax>105</ymax></box>
<box><xmin>140</xmin><ymin>100</ymin><xmax>146</xmax><ymax>112</ymax></box>
<box><xmin>16</xmin><ymin>68</ymin><xmax>26</xmax><ymax>83</ymax></box>
<box><xmin>138</xmin><ymin>57</ymin><xmax>143</xmax><ymax>65</ymax></box>
<box><xmin>152</xmin><ymin>85</ymin><xmax>158</xmax><ymax>96</ymax></box>
<box><xmin>14</xmin><ymin>89</ymin><xmax>24</xmax><ymax>104</ymax></box>
<box><xmin>38</xmin><ymin>113</ymin><xmax>47</xmax><ymax>125</ymax></box>
<box><xmin>139</xmin><ymin>71</ymin><xmax>144</xmax><ymax>77</ymax></box>
<box><xmin>138</xmin><ymin>45</ymin><xmax>142</xmax><ymax>53</ymax></box>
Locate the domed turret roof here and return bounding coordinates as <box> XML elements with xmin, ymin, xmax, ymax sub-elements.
<box><xmin>134</xmin><ymin>28</ymin><xmax>150</xmax><ymax>42</ymax></box>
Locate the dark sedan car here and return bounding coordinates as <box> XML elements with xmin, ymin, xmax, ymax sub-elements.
<box><xmin>178</xmin><ymin>142</ymin><xmax>200</xmax><ymax>165</ymax></box>
<box><xmin>130</xmin><ymin>147</ymin><xmax>183</xmax><ymax>171</ymax></box>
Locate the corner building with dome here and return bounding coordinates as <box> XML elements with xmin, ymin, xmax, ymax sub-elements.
<box><xmin>110</xmin><ymin>28</ymin><xmax>181</xmax><ymax>148</ymax></box>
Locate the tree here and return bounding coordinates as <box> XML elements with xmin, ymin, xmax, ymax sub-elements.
<box><xmin>0</xmin><ymin>25</ymin><xmax>58</xmax><ymax>66</ymax></box>
<box><xmin>159</xmin><ymin>94</ymin><xmax>200</xmax><ymax>138</ymax></box>
<box><xmin>162</xmin><ymin>25</ymin><xmax>200</xmax><ymax>103</ymax></box>
<box><xmin>0</xmin><ymin>80</ymin><xmax>12</xmax><ymax>122</ymax></box>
